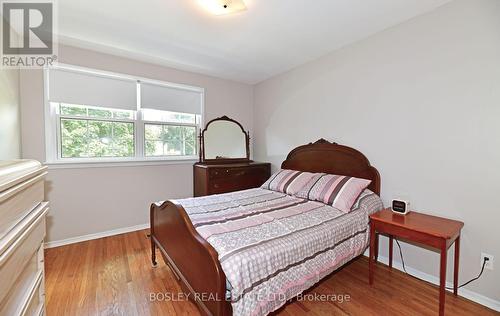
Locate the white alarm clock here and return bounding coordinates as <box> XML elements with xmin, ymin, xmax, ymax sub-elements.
<box><xmin>391</xmin><ymin>199</ymin><xmax>410</xmax><ymax>215</ymax></box>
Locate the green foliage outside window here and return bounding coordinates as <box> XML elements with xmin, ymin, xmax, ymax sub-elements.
<box><xmin>61</xmin><ymin>119</ymin><xmax>134</xmax><ymax>158</ymax></box>
<box><xmin>58</xmin><ymin>104</ymin><xmax>197</xmax><ymax>159</ymax></box>
<box><xmin>145</xmin><ymin>124</ymin><xmax>196</xmax><ymax>156</ymax></box>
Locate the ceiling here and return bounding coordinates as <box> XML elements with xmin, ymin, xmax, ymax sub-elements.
<box><xmin>57</xmin><ymin>0</ymin><xmax>452</xmax><ymax>84</ymax></box>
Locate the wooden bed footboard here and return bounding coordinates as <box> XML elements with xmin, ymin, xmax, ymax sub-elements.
<box><xmin>150</xmin><ymin>200</ymin><xmax>232</xmax><ymax>316</ymax></box>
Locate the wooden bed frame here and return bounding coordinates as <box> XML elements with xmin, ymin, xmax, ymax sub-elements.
<box><xmin>150</xmin><ymin>139</ymin><xmax>380</xmax><ymax>316</ymax></box>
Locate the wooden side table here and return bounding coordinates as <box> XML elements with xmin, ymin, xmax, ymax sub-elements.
<box><xmin>369</xmin><ymin>208</ymin><xmax>464</xmax><ymax>316</ymax></box>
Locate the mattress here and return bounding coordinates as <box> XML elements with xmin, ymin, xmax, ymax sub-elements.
<box><xmin>174</xmin><ymin>188</ymin><xmax>383</xmax><ymax>316</ymax></box>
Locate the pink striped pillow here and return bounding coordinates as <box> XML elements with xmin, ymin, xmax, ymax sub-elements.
<box><xmin>296</xmin><ymin>174</ymin><xmax>371</xmax><ymax>213</ymax></box>
<box><xmin>261</xmin><ymin>169</ymin><xmax>317</xmax><ymax>195</ymax></box>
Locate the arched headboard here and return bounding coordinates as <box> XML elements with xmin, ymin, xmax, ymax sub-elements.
<box><xmin>281</xmin><ymin>139</ymin><xmax>381</xmax><ymax>195</ymax></box>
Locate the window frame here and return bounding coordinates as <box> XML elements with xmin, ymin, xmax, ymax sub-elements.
<box><xmin>44</xmin><ymin>64</ymin><xmax>204</xmax><ymax>167</ymax></box>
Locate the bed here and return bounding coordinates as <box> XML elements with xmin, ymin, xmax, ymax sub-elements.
<box><xmin>150</xmin><ymin>139</ymin><xmax>382</xmax><ymax>316</ymax></box>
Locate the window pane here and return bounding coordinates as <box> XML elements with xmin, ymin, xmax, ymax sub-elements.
<box><xmin>142</xmin><ymin>108</ymin><xmax>196</xmax><ymax>124</ymax></box>
<box><xmin>113</xmin><ymin>110</ymin><xmax>134</xmax><ymax>119</ymax></box>
<box><xmin>60</xmin><ymin>118</ymin><xmax>134</xmax><ymax>158</ymax></box>
<box><xmin>87</xmin><ymin>108</ymin><xmax>112</xmax><ymax>118</ymax></box>
<box><xmin>61</xmin><ymin>119</ymin><xmax>88</xmax><ymax>158</ymax></box>
<box><xmin>87</xmin><ymin>121</ymin><xmax>113</xmax><ymax>157</ymax></box>
<box><xmin>113</xmin><ymin>122</ymin><xmax>134</xmax><ymax>156</ymax></box>
<box><xmin>60</xmin><ymin>104</ymin><xmax>87</xmax><ymax>116</ymax></box>
<box><xmin>144</xmin><ymin>124</ymin><xmax>197</xmax><ymax>157</ymax></box>
<box><xmin>185</xmin><ymin>139</ymin><xmax>196</xmax><ymax>156</ymax></box>
<box><xmin>164</xmin><ymin>140</ymin><xmax>182</xmax><ymax>155</ymax></box>
<box><xmin>59</xmin><ymin>103</ymin><xmax>134</xmax><ymax>120</ymax></box>
<box><xmin>145</xmin><ymin>124</ymin><xmax>162</xmax><ymax>140</ymax></box>
<box><xmin>145</xmin><ymin>140</ymin><xmax>164</xmax><ymax>156</ymax></box>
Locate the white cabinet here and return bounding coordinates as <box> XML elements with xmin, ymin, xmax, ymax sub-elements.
<box><xmin>0</xmin><ymin>160</ymin><xmax>48</xmax><ymax>316</ymax></box>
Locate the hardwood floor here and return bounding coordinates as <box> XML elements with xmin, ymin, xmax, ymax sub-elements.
<box><xmin>45</xmin><ymin>230</ymin><xmax>498</xmax><ymax>316</ymax></box>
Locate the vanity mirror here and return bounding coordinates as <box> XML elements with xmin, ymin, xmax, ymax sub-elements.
<box><xmin>194</xmin><ymin>116</ymin><xmax>270</xmax><ymax>197</ymax></box>
<box><xmin>199</xmin><ymin>116</ymin><xmax>250</xmax><ymax>163</ymax></box>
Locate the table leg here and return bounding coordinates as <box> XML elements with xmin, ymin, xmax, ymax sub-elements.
<box><xmin>389</xmin><ymin>235</ymin><xmax>393</xmax><ymax>269</ymax></box>
<box><xmin>454</xmin><ymin>235</ymin><xmax>460</xmax><ymax>296</ymax></box>
<box><xmin>374</xmin><ymin>232</ymin><xmax>379</xmax><ymax>263</ymax></box>
<box><xmin>439</xmin><ymin>243</ymin><xmax>447</xmax><ymax>316</ymax></box>
<box><xmin>369</xmin><ymin>222</ymin><xmax>375</xmax><ymax>285</ymax></box>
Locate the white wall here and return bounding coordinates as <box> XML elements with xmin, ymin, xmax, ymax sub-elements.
<box><xmin>20</xmin><ymin>44</ymin><xmax>253</xmax><ymax>243</ymax></box>
<box><xmin>0</xmin><ymin>68</ymin><xmax>21</xmax><ymax>160</ymax></box>
<box><xmin>254</xmin><ymin>0</ymin><xmax>499</xmax><ymax>304</ymax></box>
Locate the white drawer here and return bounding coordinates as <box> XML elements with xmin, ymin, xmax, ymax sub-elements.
<box><xmin>0</xmin><ymin>204</ymin><xmax>48</xmax><ymax>304</ymax></box>
<box><xmin>22</xmin><ymin>271</ymin><xmax>44</xmax><ymax>316</ymax></box>
<box><xmin>0</xmin><ymin>175</ymin><xmax>45</xmax><ymax>243</ymax></box>
<box><xmin>0</xmin><ymin>244</ymin><xmax>44</xmax><ymax>316</ymax></box>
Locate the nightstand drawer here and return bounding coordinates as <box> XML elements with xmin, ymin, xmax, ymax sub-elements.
<box><xmin>372</xmin><ymin>221</ymin><xmax>443</xmax><ymax>249</ymax></box>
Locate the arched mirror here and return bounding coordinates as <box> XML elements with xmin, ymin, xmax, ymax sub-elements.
<box><xmin>199</xmin><ymin>116</ymin><xmax>250</xmax><ymax>163</ymax></box>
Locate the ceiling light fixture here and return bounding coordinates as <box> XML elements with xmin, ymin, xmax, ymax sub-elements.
<box><xmin>197</xmin><ymin>0</ymin><xmax>247</xmax><ymax>16</ymax></box>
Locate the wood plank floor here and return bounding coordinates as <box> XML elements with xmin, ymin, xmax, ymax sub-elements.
<box><xmin>45</xmin><ymin>230</ymin><xmax>498</xmax><ymax>316</ymax></box>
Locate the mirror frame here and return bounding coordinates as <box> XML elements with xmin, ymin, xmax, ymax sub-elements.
<box><xmin>199</xmin><ymin>115</ymin><xmax>250</xmax><ymax>164</ymax></box>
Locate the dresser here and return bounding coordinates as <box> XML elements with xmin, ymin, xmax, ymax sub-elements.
<box><xmin>193</xmin><ymin>162</ymin><xmax>271</xmax><ymax>197</ymax></box>
<box><xmin>0</xmin><ymin>160</ymin><xmax>48</xmax><ymax>316</ymax></box>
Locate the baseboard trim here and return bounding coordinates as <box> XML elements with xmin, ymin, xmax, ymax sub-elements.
<box><xmin>363</xmin><ymin>252</ymin><xmax>500</xmax><ymax>312</ymax></box>
<box><xmin>44</xmin><ymin>223</ymin><xmax>149</xmax><ymax>249</ymax></box>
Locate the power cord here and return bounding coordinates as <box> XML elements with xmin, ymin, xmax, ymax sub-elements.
<box><xmin>394</xmin><ymin>239</ymin><xmax>488</xmax><ymax>290</ymax></box>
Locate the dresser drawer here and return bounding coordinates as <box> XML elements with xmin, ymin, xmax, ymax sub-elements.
<box><xmin>0</xmin><ymin>204</ymin><xmax>48</xmax><ymax>304</ymax></box>
<box><xmin>209</xmin><ymin>166</ymin><xmax>269</xmax><ymax>179</ymax></box>
<box><xmin>209</xmin><ymin>169</ymin><xmax>270</xmax><ymax>193</ymax></box>
<box><xmin>195</xmin><ymin>162</ymin><xmax>271</xmax><ymax>196</ymax></box>
<box><xmin>21</xmin><ymin>272</ymin><xmax>44</xmax><ymax>316</ymax></box>
<box><xmin>0</xmin><ymin>175</ymin><xmax>45</xmax><ymax>242</ymax></box>
<box><xmin>0</xmin><ymin>244</ymin><xmax>44</xmax><ymax>316</ymax></box>
<box><xmin>209</xmin><ymin>167</ymin><xmax>245</xmax><ymax>179</ymax></box>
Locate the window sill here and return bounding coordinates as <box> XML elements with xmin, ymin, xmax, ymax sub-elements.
<box><xmin>45</xmin><ymin>157</ymin><xmax>198</xmax><ymax>170</ymax></box>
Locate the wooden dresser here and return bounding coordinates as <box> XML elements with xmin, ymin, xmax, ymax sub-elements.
<box><xmin>193</xmin><ymin>162</ymin><xmax>271</xmax><ymax>197</ymax></box>
<box><xmin>0</xmin><ymin>160</ymin><xmax>48</xmax><ymax>316</ymax></box>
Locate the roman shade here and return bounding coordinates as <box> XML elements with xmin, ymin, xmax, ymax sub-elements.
<box><xmin>48</xmin><ymin>68</ymin><xmax>137</xmax><ymax>111</ymax></box>
<box><xmin>140</xmin><ymin>81</ymin><xmax>202</xmax><ymax>115</ymax></box>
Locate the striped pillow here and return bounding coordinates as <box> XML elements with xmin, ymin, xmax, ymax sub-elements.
<box><xmin>296</xmin><ymin>174</ymin><xmax>372</xmax><ymax>213</ymax></box>
<box><xmin>261</xmin><ymin>169</ymin><xmax>317</xmax><ymax>195</ymax></box>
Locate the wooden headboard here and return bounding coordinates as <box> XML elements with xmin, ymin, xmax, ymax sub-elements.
<box><xmin>281</xmin><ymin>139</ymin><xmax>381</xmax><ymax>195</ymax></box>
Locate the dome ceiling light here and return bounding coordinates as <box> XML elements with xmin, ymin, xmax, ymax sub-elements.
<box><xmin>197</xmin><ymin>0</ymin><xmax>247</xmax><ymax>15</ymax></box>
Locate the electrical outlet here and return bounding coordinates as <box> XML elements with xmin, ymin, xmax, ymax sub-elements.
<box><xmin>480</xmin><ymin>253</ymin><xmax>494</xmax><ymax>270</ymax></box>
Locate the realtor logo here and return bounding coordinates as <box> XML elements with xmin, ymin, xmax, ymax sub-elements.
<box><xmin>1</xmin><ymin>1</ymin><xmax>57</xmax><ymax>67</ymax></box>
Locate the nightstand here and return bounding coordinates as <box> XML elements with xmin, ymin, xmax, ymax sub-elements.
<box><xmin>369</xmin><ymin>208</ymin><xmax>464</xmax><ymax>316</ymax></box>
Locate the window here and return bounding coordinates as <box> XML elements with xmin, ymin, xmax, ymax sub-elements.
<box><xmin>45</xmin><ymin>65</ymin><xmax>203</xmax><ymax>164</ymax></box>
<box><xmin>58</xmin><ymin>104</ymin><xmax>135</xmax><ymax>158</ymax></box>
<box><xmin>143</xmin><ymin>109</ymin><xmax>198</xmax><ymax>157</ymax></box>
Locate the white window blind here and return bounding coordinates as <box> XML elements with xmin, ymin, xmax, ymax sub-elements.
<box><xmin>48</xmin><ymin>68</ymin><xmax>137</xmax><ymax>111</ymax></box>
<box><xmin>140</xmin><ymin>82</ymin><xmax>202</xmax><ymax>114</ymax></box>
<box><xmin>44</xmin><ymin>64</ymin><xmax>204</xmax><ymax>165</ymax></box>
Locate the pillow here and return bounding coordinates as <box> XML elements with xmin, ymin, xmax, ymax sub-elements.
<box><xmin>296</xmin><ymin>174</ymin><xmax>371</xmax><ymax>213</ymax></box>
<box><xmin>261</xmin><ymin>169</ymin><xmax>317</xmax><ymax>195</ymax></box>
